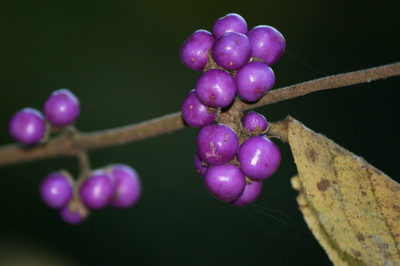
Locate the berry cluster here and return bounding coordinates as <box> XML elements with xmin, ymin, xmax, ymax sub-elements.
<box><xmin>8</xmin><ymin>89</ymin><xmax>142</xmax><ymax>224</ymax></box>
<box><xmin>40</xmin><ymin>164</ymin><xmax>141</xmax><ymax>225</ymax></box>
<box><xmin>9</xmin><ymin>89</ymin><xmax>80</xmax><ymax>145</ymax></box>
<box><xmin>180</xmin><ymin>13</ymin><xmax>284</xmax><ymax>206</ymax></box>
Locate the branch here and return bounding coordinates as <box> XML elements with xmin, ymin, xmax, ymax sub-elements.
<box><xmin>0</xmin><ymin>62</ymin><xmax>399</xmax><ymax>167</ymax></box>
<box><xmin>234</xmin><ymin>61</ymin><xmax>400</xmax><ymax>111</ymax></box>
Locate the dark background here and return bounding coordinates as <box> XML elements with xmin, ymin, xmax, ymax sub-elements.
<box><xmin>0</xmin><ymin>1</ymin><xmax>399</xmax><ymax>265</ymax></box>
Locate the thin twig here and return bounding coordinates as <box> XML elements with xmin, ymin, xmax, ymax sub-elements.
<box><xmin>76</xmin><ymin>150</ymin><xmax>91</xmax><ymax>181</ymax></box>
<box><xmin>0</xmin><ymin>62</ymin><xmax>399</xmax><ymax>167</ymax></box>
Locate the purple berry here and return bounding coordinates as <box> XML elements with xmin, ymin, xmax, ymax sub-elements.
<box><xmin>79</xmin><ymin>170</ymin><xmax>114</xmax><ymax>210</ymax></box>
<box><xmin>231</xmin><ymin>179</ymin><xmax>263</xmax><ymax>206</ymax></box>
<box><xmin>238</xmin><ymin>135</ymin><xmax>281</xmax><ymax>180</ymax></box>
<box><xmin>60</xmin><ymin>200</ymin><xmax>88</xmax><ymax>225</ymax></box>
<box><xmin>44</xmin><ymin>89</ymin><xmax>80</xmax><ymax>127</ymax></box>
<box><xmin>195</xmin><ymin>69</ymin><xmax>236</xmax><ymax>108</ymax></box>
<box><xmin>40</xmin><ymin>171</ymin><xmax>73</xmax><ymax>209</ymax></box>
<box><xmin>182</xmin><ymin>90</ymin><xmax>216</xmax><ymax>127</ymax></box>
<box><xmin>236</xmin><ymin>61</ymin><xmax>275</xmax><ymax>102</ymax></box>
<box><xmin>179</xmin><ymin>30</ymin><xmax>215</xmax><ymax>71</ymax></box>
<box><xmin>242</xmin><ymin>111</ymin><xmax>268</xmax><ymax>133</ymax></box>
<box><xmin>197</xmin><ymin>124</ymin><xmax>238</xmax><ymax>165</ymax></box>
<box><xmin>204</xmin><ymin>164</ymin><xmax>246</xmax><ymax>202</ymax></box>
<box><xmin>212</xmin><ymin>32</ymin><xmax>251</xmax><ymax>70</ymax></box>
<box><xmin>247</xmin><ymin>25</ymin><xmax>286</xmax><ymax>65</ymax></box>
<box><xmin>213</xmin><ymin>13</ymin><xmax>248</xmax><ymax>39</ymax></box>
<box><xmin>110</xmin><ymin>164</ymin><xmax>141</xmax><ymax>208</ymax></box>
<box><xmin>194</xmin><ymin>153</ymin><xmax>208</xmax><ymax>177</ymax></box>
<box><xmin>8</xmin><ymin>108</ymin><xmax>46</xmax><ymax>145</ymax></box>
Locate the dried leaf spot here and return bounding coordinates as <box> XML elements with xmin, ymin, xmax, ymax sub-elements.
<box><xmin>317</xmin><ymin>179</ymin><xmax>331</xmax><ymax>192</ymax></box>
<box><xmin>378</xmin><ymin>242</ymin><xmax>390</xmax><ymax>251</ymax></box>
<box><xmin>357</xmin><ymin>233</ymin><xmax>365</xmax><ymax>242</ymax></box>
<box><xmin>307</xmin><ymin>148</ymin><xmax>317</xmax><ymax>162</ymax></box>
<box><xmin>351</xmin><ymin>249</ymin><xmax>362</xmax><ymax>257</ymax></box>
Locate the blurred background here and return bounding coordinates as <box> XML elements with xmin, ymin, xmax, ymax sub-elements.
<box><xmin>0</xmin><ymin>1</ymin><xmax>399</xmax><ymax>265</ymax></box>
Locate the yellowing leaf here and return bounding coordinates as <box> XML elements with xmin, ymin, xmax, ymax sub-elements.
<box><xmin>288</xmin><ymin>117</ymin><xmax>400</xmax><ymax>265</ymax></box>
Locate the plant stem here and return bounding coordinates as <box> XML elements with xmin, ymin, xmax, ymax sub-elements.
<box><xmin>0</xmin><ymin>62</ymin><xmax>399</xmax><ymax>167</ymax></box>
<box><xmin>76</xmin><ymin>150</ymin><xmax>91</xmax><ymax>182</ymax></box>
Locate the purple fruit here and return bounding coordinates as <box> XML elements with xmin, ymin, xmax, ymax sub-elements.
<box><xmin>238</xmin><ymin>135</ymin><xmax>281</xmax><ymax>180</ymax></box>
<box><xmin>194</xmin><ymin>153</ymin><xmax>208</xmax><ymax>177</ymax></box>
<box><xmin>44</xmin><ymin>89</ymin><xmax>80</xmax><ymax>127</ymax></box>
<box><xmin>231</xmin><ymin>179</ymin><xmax>263</xmax><ymax>206</ymax></box>
<box><xmin>213</xmin><ymin>13</ymin><xmax>248</xmax><ymax>39</ymax></box>
<box><xmin>204</xmin><ymin>164</ymin><xmax>246</xmax><ymax>202</ymax></box>
<box><xmin>195</xmin><ymin>69</ymin><xmax>236</xmax><ymax>108</ymax></box>
<box><xmin>40</xmin><ymin>171</ymin><xmax>73</xmax><ymax>209</ymax></box>
<box><xmin>79</xmin><ymin>170</ymin><xmax>114</xmax><ymax>210</ymax></box>
<box><xmin>197</xmin><ymin>124</ymin><xmax>238</xmax><ymax>165</ymax></box>
<box><xmin>182</xmin><ymin>90</ymin><xmax>216</xmax><ymax>127</ymax></box>
<box><xmin>212</xmin><ymin>32</ymin><xmax>251</xmax><ymax>70</ymax></box>
<box><xmin>60</xmin><ymin>200</ymin><xmax>88</xmax><ymax>225</ymax></box>
<box><xmin>242</xmin><ymin>111</ymin><xmax>268</xmax><ymax>133</ymax></box>
<box><xmin>8</xmin><ymin>108</ymin><xmax>46</xmax><ymax>145</ymax></box>
<box><xmin>236</xmin><ymin>61</ymin><xmax>275</xmax><ymax>102</ymax></box>
<box><xmin>110</xmin><ymin>164</ymin><xmax>141</xmax><ymax>208</ymax></box>
<box><xmin>247</xmin><ymin>25</ymin><xmax>286</xmax><ymax>65</ymax></box>
<box><xmin>179</xmin><ymin>30</ymin><xmax>215</xmax><ymax>71</ymax></box>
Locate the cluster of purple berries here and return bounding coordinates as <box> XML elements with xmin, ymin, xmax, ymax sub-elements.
<box><xmin>180</xmin><ymin>13</ymin><xmax>284</xmax><ymax>206</ymax></box>
<box><xmin>193</xmin><ymin>113</ymin><xmax>281</xmax><ymax>206</ymax></box>
<box><xmin>8</xmin><ymin>89</ymin><xmax>80</xmax><ymax>145</ymax></box>
<box><xmin>40</xmin><ymin>164</ymin><xmax>141</xmax><ymax>225</ymax></box>
<box><xmin>8</xmin><ymin>89</ymin><xmax>142</xmax><ymax>224</ymax></box>
<box><xmin>180</xmin><ymin>13</ymin><xmax>285</xmax><ymax>115</ymax></box>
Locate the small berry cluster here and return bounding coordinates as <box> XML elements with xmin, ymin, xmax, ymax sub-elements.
<box><xmin>8</xmin><ymin>89</ymin><xmax>142</xmax><ymax>224</ymax></box>
<box><xmin>180</xmin><ymin>13</ymin><xmax>284</xmax><ymax>206</ymax></box>
<box><xmin>9</xmin><ymin>89</ymin><xmax>80</xmax><ymax>145</ymax></box>
<box><xmin>40</xmin><ymin>164</ymin><xmax>141</xmax><ymax>225</ymax></box>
